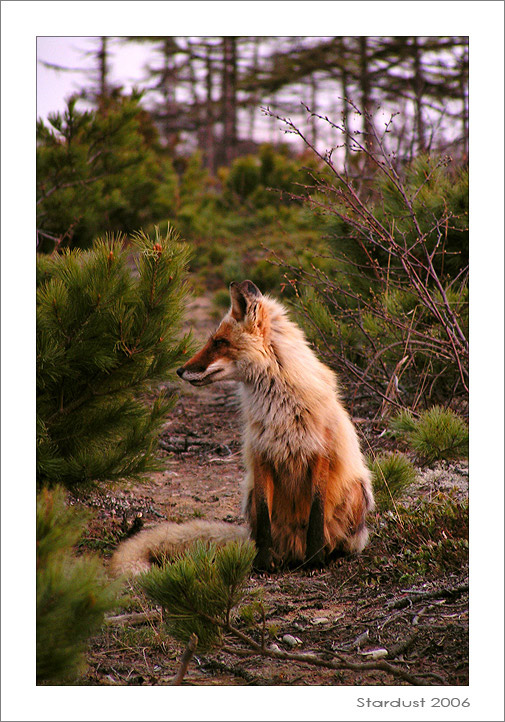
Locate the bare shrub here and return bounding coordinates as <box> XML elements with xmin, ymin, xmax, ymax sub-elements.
<box><xmin>264</xmin><ymin>103</ymin><xmax>468</xmax><ymax>416</ymax></box>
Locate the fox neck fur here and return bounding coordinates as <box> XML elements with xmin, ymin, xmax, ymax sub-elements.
<box><xmin>237</xmin><ymin>293</ymin><xmax>337</xmax><ymax>472</ymax></box>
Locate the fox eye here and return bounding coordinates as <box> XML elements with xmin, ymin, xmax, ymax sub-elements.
<box><xmin>213</xmin><ymin>337</ymin><xmax>230</xmax><ymax>348</ymax></box>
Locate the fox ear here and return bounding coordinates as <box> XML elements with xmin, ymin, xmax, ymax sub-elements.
<box><xmin>229</xmin><ymin>280</ymin><xmax>262</xmax><ymax>322</ymax></box>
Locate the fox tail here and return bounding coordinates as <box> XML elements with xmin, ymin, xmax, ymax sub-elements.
<box><xmin>109</xmin><ymin>520</ymin><xmax>251</xmax><ymax>577</ymax></box>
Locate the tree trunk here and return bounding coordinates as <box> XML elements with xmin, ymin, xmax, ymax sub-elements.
<box><xmin>99</xmin><ymin>37</ymin><xmax>108</xmax><ymax>98</ymax></box>
<box><xmin>310</xmin><ymin>73</ymin><xmax>318</xmax><ymax>146</ymax></box>
<box><xmin>96</xmin><ymin>36</ymin><xmax>110</xmax><ymax>111</ymax></box>
<box><xmin>460</xmin><ymin>40</ymin><xmax>469</xmax><ymax>159</ymax></box>
<box><xmin>412</xmin><ymin>36</ymin><xmax>427</xmax><ymax>154</ymax></box>
<box><xmin>247</xmin><ymin>37</ymin><xmax>260</xmax><ymax>140</ymax></box>
<box><xmin>221</xmin><ymin>36</ymin><xmax>238</xmax><ymax>165</ymax></box>
<box><xmin>205</xmin><ymin>44</ymin><xmax>217</xmax><ymax>173</ymax></box>
<box><xmin>359</xmin><ymin>36</ymin><xmax>376</xmax><ymax>171</ymax></box>
<box><xmin>160</xmin><ymin>38</ymin><xmax>179</xmax><ymax>150</ymax></box>
<box><xmin>340</xmin><ymin>43</ymin><xmax>351</xmax><ymax>168</ymax></box>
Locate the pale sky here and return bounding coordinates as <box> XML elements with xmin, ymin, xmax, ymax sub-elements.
<box><xmin>36</xmin><ymin>34</ymin><xmax>468</xmax><ymax>152</ymax></box>
<box><xmin>37</xmin><ymin>37</ymin><xmax>149</xmax><ymax>120</ymax></box>
<box><xmin>36</xmin><ymin>35</ymin><xmax>326</xmax><ymax>148</ymax></box>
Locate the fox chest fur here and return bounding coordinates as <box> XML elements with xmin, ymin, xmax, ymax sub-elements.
<box><xmin>240</xmin><ymin>369</ymin><xmax>330</xmax><ymax>478</ymax></box>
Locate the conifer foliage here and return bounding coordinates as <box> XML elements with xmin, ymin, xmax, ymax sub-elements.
<box><xmin>392</xmin><ymin>407</ymin><xmax>469</xmax><ymax>465</ymax></box>
<box><xmin>37</xmin><ymin>226</ymin><xmax>191</xmax><ymax>488</ymax></box>
<box><xmin>36</xmin><ymin>486</ymin><xmax>118</xmax><ymax>683</ymax></box>
<box><xmin>36</xmin><ymin>95</ymin><xmax>179</xmax><ymax>252</ymax></box>
<box><xmin>139</xmin><ymin>540</ymin><xmax>256</xmax><ymax>651</ymax></box>
<box><xmin>369</xmin><ymin>451</ymin><xmax>418</xmax><ymax>512</ymax></box>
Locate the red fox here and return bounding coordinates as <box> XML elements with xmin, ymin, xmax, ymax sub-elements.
<box><xmin>110</xmin><ymin>281</ymin><xmax>373</xmax><ymax>576</ymax></box>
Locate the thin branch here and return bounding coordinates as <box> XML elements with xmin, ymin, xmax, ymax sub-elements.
<box><xmin>170</xmin><ymin>633</ymin><xmax>198</xmax><ymax>685</ymax></box>
<box><xmin>195</xmin><ymin>608</ymin><xmax>427</xmax><ymax>685</ymax></box>
<box><xmin>37</xmin><ymin>174</ymin><xmax>109</xmax><ymax>205</ymax></box>
<box><xmin>263</xmin><ymin>104</ymin><xmax>468</xmax><ymax>401</ymax></box>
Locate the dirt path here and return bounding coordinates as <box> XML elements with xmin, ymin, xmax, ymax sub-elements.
<box><xmin>79</xmin><ymin>297</ymin><xmax>469</xmax><ymax>687</ymax></box>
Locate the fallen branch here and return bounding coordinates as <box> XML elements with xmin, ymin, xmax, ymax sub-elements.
<box><xmin>105</xmin><ymin>610</ymin><xmax>160</xmax><ymax>627</ymax></box>
<box><xmin>179</xmin><ymin>603</ymin><xmax>430</xmax><ymax>686</ymax></box>
<box><xmin>222</xmin><ymin>642</ymin><xmax>425</xmax><ymax>686</ymax></box>
<box><xmin>412</xmin><ymin>601</ymin><xmax>447</xmax><ymax>626</ymax></box>
<box><xmin>387</xmin><ymin>583</ymin><xmax>468</xmax><ymax>610</ymax></box>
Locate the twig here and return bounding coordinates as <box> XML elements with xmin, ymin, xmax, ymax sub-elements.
<box><xmin>262</xmin><ymin>104</ymin><xmax>469</xmax><ymax>402</ymax></box>
<box><xmin>194</xmin><ymin>606</ymin><xmax>427</xmax><ymax>685</ymax></box>
<box><xmin>170</xmin><ymin>634</ymin><xmax>198</xmax><ymax>685</ymax></box>
<box><xmin>37</xmin><ymin>174</ymin><xmax>109</xmax><ymax>204</ymax></box>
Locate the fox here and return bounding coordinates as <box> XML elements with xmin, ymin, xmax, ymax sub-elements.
<box><xmin>109</xmin><ymin>280</ymin><xmax>374</xmax><ymax>576</ymax></box>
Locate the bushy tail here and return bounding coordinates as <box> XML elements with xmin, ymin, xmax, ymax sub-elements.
<box><xmin>109</xmin><ymin>520</ymin><xmax>250</xmax><ymax>577</ymax></box>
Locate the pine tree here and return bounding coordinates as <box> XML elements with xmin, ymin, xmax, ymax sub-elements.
<box><xmin>369</xmin><ymin>452</ymin><xmax>417</xmax><ymax>511</ymax></box>
<box><xmin>37</xmin><ymin>486</ymin><xmax>119</xmax><ymax>683</ymax></box>
<box><xmin>139</xmin><ymin>540</ymin><xmax>256</xmax><ymax>651</ymax></box>
<box><xmin>37</xmin><ymin>95</ymin><xmax>179</xmax><ymax>252</ymax></box>
<box><xmin>392</xmin><ymin>407</ymin><xmax>469</xmax><ymax>464</ymax></box>
<box><xmin>37</xmin><ymin>226</ymin><xmax>191</xmax><ymax>489</ymax></box>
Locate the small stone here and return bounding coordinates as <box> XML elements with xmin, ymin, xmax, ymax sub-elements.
<box><xmin>312</xmin><ymin>616</ymin><xmax>330</xmax><ymax>625</ymax></box>
<box><xmin>282</xmin><ymin>634</ymin><xmax>300</xmax><ymax>648</ymax></box>
<box><xmin>269</xmin><ymin>643</ymin><xmax>281</xmax><ymax>653</ymax></box>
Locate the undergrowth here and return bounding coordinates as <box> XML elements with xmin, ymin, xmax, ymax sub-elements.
<box><xmin>37</xmin><ymin>486</ymin><xmax>119</xmax><ymax>684</ymax></box>
<box><xmin>365</xmin><ymin>492</ymin><xmax>468</xmax><ymax>586</ymax></box>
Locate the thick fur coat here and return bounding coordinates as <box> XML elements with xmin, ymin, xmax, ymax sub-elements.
<box><xmin>110</xmin><ymin>281</ymin><xmax>374</xmax><ymax>576</ymax></box>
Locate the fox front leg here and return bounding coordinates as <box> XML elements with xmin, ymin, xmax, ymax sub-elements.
<box><xmin>305</xmin><ymin>453</ymin><xmax>330</xmax><ymax>568</ymax></box>
<box><xmin>251</xmin><ymin>458</ymin><xmax>275</xmax><ymax>572</ymax></box>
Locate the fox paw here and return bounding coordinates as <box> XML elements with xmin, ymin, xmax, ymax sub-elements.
<box><xmin>253</xmin><ymin>548</ymin><xmax>274</xmax><ymax>573</ymax></box>
<box><xmin>303</xmin><ymin>548</ymin><xmax>326</xmax><ymax>569</ymax></box>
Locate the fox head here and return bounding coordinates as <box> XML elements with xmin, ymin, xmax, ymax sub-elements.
<box><xmin>177</xmin><ymin>280</ymin><xmax>270</xmax><ymax>386</ymax></box>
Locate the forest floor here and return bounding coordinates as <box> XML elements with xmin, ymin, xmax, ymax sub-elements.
<box><xmin>75</xmin><ymin>296</ymin><xmax>469</xmax><ymax>687</ymax></box>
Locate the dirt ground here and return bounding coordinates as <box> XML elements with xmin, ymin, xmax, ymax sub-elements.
<box><xmin>75</xmin><ymin>297</ymin><xmax>469</xmax><ymax>687</ymax></box>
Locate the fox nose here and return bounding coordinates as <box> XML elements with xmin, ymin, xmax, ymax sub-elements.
<box><xmin>176</xmin><ymin>367</ymin><xmax>184</xmax><ymax>378</ymax></box>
